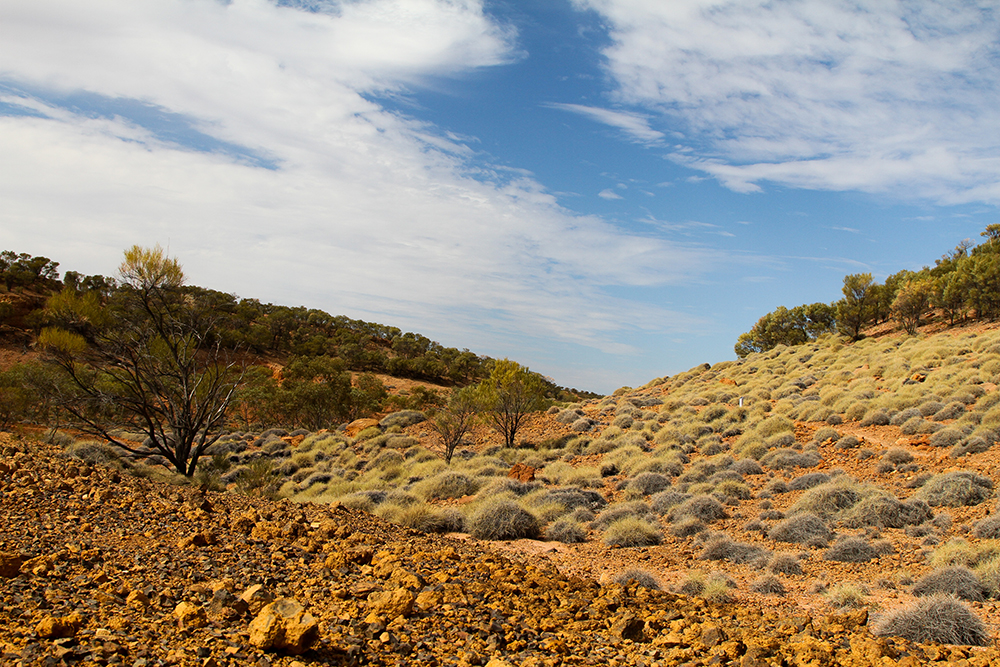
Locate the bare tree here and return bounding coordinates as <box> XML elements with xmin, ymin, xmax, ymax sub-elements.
<box><xmin>39</xmin><ymin>245</ymin><xmax>243</xmax><ymax>476</ymax></box>
<box><xmin>432</xmin><ymin>387</ymin><xmax>477</xmax><ymax>464</ymax></box>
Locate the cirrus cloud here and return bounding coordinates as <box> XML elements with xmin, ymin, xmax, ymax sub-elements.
<box><xmin>574</xmin><ymin>0</ymin><xmax>1000</xmax><ymax>204</ymax></box>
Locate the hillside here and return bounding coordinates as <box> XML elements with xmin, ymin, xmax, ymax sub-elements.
<box><xmin>4</xmin><ymin>322</ymin><xmax>1000</xmax><ymax>664</ymax></box>
<box><xmin>0</xmin><ymin>433</ymin><xmax>990</xmax><ymax>667</ymax></box>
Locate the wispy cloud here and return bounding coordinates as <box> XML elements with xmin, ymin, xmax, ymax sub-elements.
<box><xmin>545</xmin><ymin>102</ymin><xmax>664</xmax><ymax>144</ymax></box>
<box><xmin>598</xmin><ymin>188</ymin><xmax>623</xmax><ymax>199</ymax></box>
<box><xmin>0</xmin><ymin>0</ymin><xmax>716</xmax><ymax>388</ymax></box>
<box><xmin>573</xmin><ymin>0</ymin><xmax>1000</xmax><ymax>204</ymax></box>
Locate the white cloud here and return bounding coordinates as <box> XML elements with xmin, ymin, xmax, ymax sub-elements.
<box><xmin>545</xmin><ymin>102</ymin><xmax>664</xmax><ymax>143</ymax></box>
<box><xmin>573</xmin><ymin>0</ymin><xmax>1000</xmax><ymax>204</ymax></box>
<box><xmin>598</xmin><ymin>188</ymin><xmax>623</xmax><ymax>199</ymax></box>
<box><xmin>0</xmin><ymin>0</ymin><xmax>714</xmax><ymax>388</ymax></box>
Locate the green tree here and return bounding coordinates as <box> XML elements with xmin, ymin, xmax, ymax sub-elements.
<box><xmin>957</xmin><ymin>253</ymin><xmax>1000</xmax><ymax>320</ymax></box>
<box><xmin>892</xmin><ymin>278</ymin><xmax>932</xmax><ymax>334</ymax></box>
<box><xmin>472</xmin><ymin>359</ymin><xmax>546</xmax><ymax>447</ymax></box>
<box><xmin>38</xmin><ymin>245</ymin><xmax>244</xmax><ymax>477</ymax></box>
<box><xmin>734</xmin><ymin>302</ymin><xmax>836</xmax><ymax>358</ymax></box>
<box><xmin>278</xmin><ymin>355</ymin><xmax>353</xmax><ymax>430</ymax></box>
<box><xmin>348</xmin><ymin>373</ymin><xmax>388</xmax><ymax>421</ymax></box>
<box><xmin>432</xmin><ymin>387</ymin><xmax>478</xmax><ymax>464</ymax></box>
<box><xmin>933</xmin><ymin>270</ymin><xmax>969</xmax><ymax>325</ymax></box>
<box><xmin>836</xmin><ymin>273</ymin><xmax>878</xmax><ymax>340</ymax></box>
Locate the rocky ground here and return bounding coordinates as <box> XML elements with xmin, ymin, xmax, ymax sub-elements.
<box><xmin>2</xmin><ymin>433</ymin><xmax>999</xmax><ymax>667</ymax></box>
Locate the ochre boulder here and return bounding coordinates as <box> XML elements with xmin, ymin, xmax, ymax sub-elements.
<box><xmin>248</xmin><ymin>598</ymin><xmax>319</xmax><ymax>655</ymax></box>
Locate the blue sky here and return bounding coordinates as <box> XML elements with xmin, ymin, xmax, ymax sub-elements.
<box><xmin>2</xmin><ymin>0</ymin><xmax>1000</xmax><ymax>393</ymax></box>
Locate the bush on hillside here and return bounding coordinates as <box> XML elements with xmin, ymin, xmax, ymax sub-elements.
<box><xmin>603</xmin><ymin>517</ymin><xmax>663</xmax><ymax>547</ymax></box>
<box><xmin>824</xmin><ymin>536</ymin><xmax>889</xmax><ymax>563</ymax></box>
<box><xmin>468</xmin><ymin>499</ymin><xmax>540</xmax><ymax>540</ymax></box>
<box><xmin>669</xmin><ymin>495</ymin><xmax>728</xmax><ymax>523</ymax></box>
<box><xmin>628</xmin><ymin>472</ymin><xmax>672</xmax><ymax>496</ymax></box>
<box><xmin>873</xmin><ymin>594</ymin><xmax>989</xmax><ymax>646</ymax></box>
<box><xmin>699</xmin><ymin>534</ymin><xmax>769</xmax><ymax>564</ymax></box>
<box><xmin>916</xmin><ymin>471</ymin><xmax>993</xmax><ymax>507</ymax></box>
<box><xmin>912</xmin><ymin>566</ymin><xmax>987</xmax><ymax>602</ymax></box>
<box><xmin>768</xmin><ymin>513</ymin><xmax>833</xmax><ymax>545</ymax></box>
<box><xmin>788</xmin><ymin>472</ymin><xmax>830</xmax><ymax>491</ymax></box>
<box><xmin>841</xmin><ymin>496</ymin><xmax>933</xmax><ymax>529</ymax></box>
<box><xmin>612</xmin><ymin>568</ymin><xmax>661</xmax><ymax>590</ymax></box>
<box><xmin>749</xmin><ymin>574</ymin><xmax>787</xmax><ymax>596</ymax></box>
<box><xmin>545</xmin><ymin>519</ymin><xmax>588</xmax><ymax>544</ymax></box>
<box><xmin>767</xmin><ymin>552</ymin><xmax>803</xmax><ymax>575</ymax></box>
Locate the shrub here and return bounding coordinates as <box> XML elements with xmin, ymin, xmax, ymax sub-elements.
<box><xmin>651</xmin><ymin>490</ymin><xmax>691</xmax><ymax>515</ymax></box>
<box><xmin>768</xmin><ymin>513</ymin><xmax>833</xmax><ymax>545</ymax></box>
<box><xmin>929</xmin><ymin>539</ymin><xmax>1000</xmax><ymax>569</ymax></box>
<box><xmin>861</xmin><ymin>409</ymin><xmax>890</xmax><ymax>427</ymax></box>
<box><xmin>392</xmin><ymin>504</ymin><xmax>465</xmax><ymax>533</ymax></box>
<box><xmin>477</xmin><ymin>478</ymin><xmax>539</xmax><ymax>498</ymax></box>
<box><xmin>543</xmin><ymin>487</ymin><xmax>608</xmax><ymax>511</ymax></box>
<box><xmin>912</xmin><ymin>566</ymin><xmax>987</xmax><ymax>602</ymax></box>
<box><xmin>760</xmin><ymin>448</ymin><xmax>821</xmax><ymax>470</ymax></box>
<box><xmin>768</xmin><ymin>553</ymin><xmax>803</xmax><ymax>575</ymax></box>
<box><xmin>66</xmin><ymin>440</ymin><xmax>122</xmax><ymax>466</ymax></box>
<box><xmin>545</xmin><ymin>519</ymin><xmax>588</xmax><ymax>543</ymax></box>
<box><xmin>701</xmin><ymin>573</ymin><xmax>738</xmax><ymax>602</ymax></box>
<box><xmin>756</xmin><ymin>415</ymin><xmax>794</xmax><ymax>438</ymax></box>
<box><xmin>670</xmin><ymin>495</ymin><xmax>728</xmax><ymax>523</ymax></box>
<box><xmin>603</xmin><ymin>517</ymin><xmax>663</xmax><ymax>547</ymax></box>
<box><xmin>789</xmin><ymin>478</ymin><xmax>865</xmax><ymax>519</ymax></box>
<box><xmin>834</xmin><ymin>435</ymin><xmax>861</xmax><ymax>449</ymax></box>
<box><xmin>812</xmin><ymin>427</ymin><xmax>840</xmax><ymax>443</ymax></box>
<box><xmin>699</xmin><ymin>534</ymin><xmax>768</xmax><ymax>564</ymax></box>
<box><xmin>764</xmin><ymin>478</ymin><xmax>789</xmax><ymax>495</ymax></box>
<box><xmin>671</xmin><ymin>517</ymin><xmax>706</xmax><ymax>537</ymax></box>
<box><xmin>730</xmin><ymin>458</ymin><xmax>764</xmax><ymax>476</ymax></box>
<box><xmin>749</xmin><ymin>575</ymin><xmax>787</xmax><ymax>596</ymax></box>
<box><xmin>841</xmin><ymin>496</ymin><xmax>933</xmax><ymax>529</ymax></box>
<box><xmin>824</xmin><ymin>537</ymin><xmax>884</xmax><ymax>563</ymax></box>
<box><xmin>468</xmin><ymin>500</ymin><xmax>540</xmax><ymax>540</ymax></box>
<box><xmin>930</xmin><ymin>428</ymin><xmax>965</xmax><ymax>448</ymax></box>
<box><xmin>714</xmin><ymin>480</ymin><xmax>752</xmax><ymax>501</ymax></box>
<box><xmin>883</xmin><ymin>447</ymin><xmax>914</xmax><ymax>464</ymax></box>
<box><xmin>974</xmin><ymin>514</ymin><xmax>1000</xmax><ymax>539</ymax></box>
<box><xmin>933</xmin><ymin>402</ymin><xmax>966</xmax><ymax>421</ymax></box>
<box><xmin>825</xmin><ymin>583</ymin><xmax>868</xmax><ymax>609</ymax></box>
<box><xmin>628</xmin><ymin>472</ymin><xmax>672</xmax><ymax>496</ymax></box>
<box><xmin>378</xmin><ymin>410</ymin><xmax>427</xmax><ymax>429</ymax></box>
<box><xmin>788</xmin><ymin>472</ymin><xmax>830</xmax><ymax>491</ymax></box>
<box><xmin>873</xmin><ymin>594</ymin><xmax>988</xmax><ymax>646</ymax></box>
<box><xmin>612</xmin><ymin>568</ymin><xmax>661</xmax><ymax>590</ymax></box>
<box><xmin>413</xmin><ymin>471</ymin><xmax>480</xmax><ymax>500</ymax></box>
<box><xmin>901</xmin><ymin>416</ymin><xmax>935</xmax><ymax>435</ymax></box>
<box><xmin>974</xmin><ymin>556</ymin><xmax>1000</xmax><ymax>597</ymax></box>
<box><xmin>920</xmin><ymin>400</ymin><xmax>946</xmax><ymax>417</ymax></box>
<box><xmin>592</xmin><ymin>501</ymin><xmax>653</xmax><ymax>530</ymax></box>
<box><xmin>891</xmin><ymin>407</ymin><xmax>921</xmax><ymax>426</ymax></box>
<box><xmin>916</xmin><ymin>471</ymin><xmax>993</xmax><ymax>507</ymax></box>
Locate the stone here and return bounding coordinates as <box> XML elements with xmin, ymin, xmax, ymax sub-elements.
<box><xmin>508</xmin><ymin>463</ymin><xmax>536</xmax><ymax>483</ymax></box>
<box><xmin>611</xmin><ymin>613</ymin><xmax>645</xmax><ymax>642</ymax></box>
<box><xmin>35</xmin><ymin>614</ymin><xmax>81</xmax><ymax>639</ymax></box>
<box><xmin>248</xmin><ymin>598</ymin><xmax>319</xmax><ymax>655</ymax></box>
<box><xmin>174</xmin><ymin>602</ymin><xmax>208</xmax><ymax>630</ymax></box>
<box><xmin>241</xmin><ymin>584</ymin><xmax>274</xmax><ymax>615</ymax></box>
<box><xmin>178</xmin><ymin>530</ymin><xmax>217</xmax><ymax>549</ymax></box>
<box><xmin>0</xmin><ymin>551</ymin><xmax>23</xmax><ymax>578</ymax></box>
<box><xmin>126</xmin><ymin>590</ymin><xmax>149</xmax><ymax>607</ymax></box>
<box><xmin>345</xmin><ymin>418</ymin><xmax>380</xmax><ymax>437</ymax></box>
<box><xmin>367</xmin><ymin>588</ymin><xmax>416</xmax><ymax>620</ymax></box>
